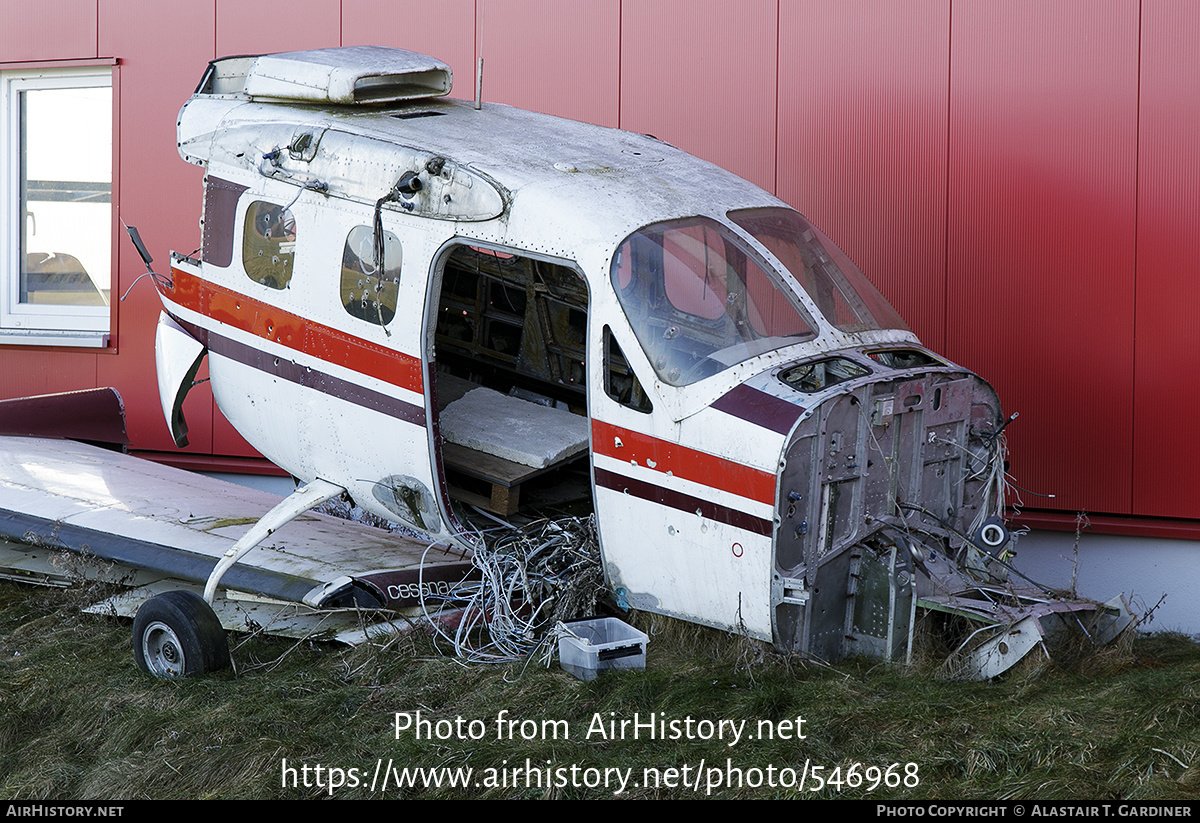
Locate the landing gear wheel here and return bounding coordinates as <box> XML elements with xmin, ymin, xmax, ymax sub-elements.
<box><xmin>132</xmin><ymin>590</ymin><xmax>230</xmax><ymax>679</ymax></box>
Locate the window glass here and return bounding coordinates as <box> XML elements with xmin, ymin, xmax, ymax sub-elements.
<box><xmin>728</xmin><ymin>207</ymin><xmax>908</xmax><ymax>333</ymax></box>
<box><xmin>611</xmin><ymin>216</ymin><xmax>818</xmax><ymax>386</ymax></box>
<box><xmin>242</xmin><ymin>200</ymin><xmax>296</xmax><ymax>289</ymax></box>
<box><xmin>340</xmin><ymin>225</ymin><xmax>401</xmax><ymax>325</ymax></box>
<box><xmin>604</xmin><ymin>326</ymin><xmax>652</xmax><ymax>413</ymax></box>
<box><xmin>1</xmin><ymin>69</ymin><xmax>111</xmax><ymax>342</ymax></box>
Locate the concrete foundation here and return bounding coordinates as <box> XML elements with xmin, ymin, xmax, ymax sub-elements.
<box><xmin>1011</xmin><ymin>529</ymin><xmax>1200</xmax><ymax>637</ymax></box>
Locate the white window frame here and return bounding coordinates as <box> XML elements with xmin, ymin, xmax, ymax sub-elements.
<box><xmin>0</xmin><ymin>66</ymin><xmax>113</xmax><ymax>347</ymax></box>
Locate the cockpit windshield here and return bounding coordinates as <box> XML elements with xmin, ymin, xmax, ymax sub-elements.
<box><xmin>728</xmin><ymin>207</ymin><xmax>908</xmax><ymax>334</ymax></box>
<box><xmin>611</xmin><ymin>216</ymin><xmax>819</xmax><ymax>386</ymax></box>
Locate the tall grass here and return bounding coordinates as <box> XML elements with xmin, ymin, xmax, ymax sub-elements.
<box><xmin>1</xmin><ymin>578</ymin><xmax>1197</xmax><ymax>799</ymax></box>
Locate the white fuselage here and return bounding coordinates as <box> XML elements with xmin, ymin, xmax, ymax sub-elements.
<box><xmin>156</xmin><ymin>47</ymin><xmax>1000</xmax><ymax>653</ymax></box>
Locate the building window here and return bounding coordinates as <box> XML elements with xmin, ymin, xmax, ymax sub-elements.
<box><xmin>0</xmin><ymin>67</ymin><xmax>112</xmax><ymax>346</ymax></box>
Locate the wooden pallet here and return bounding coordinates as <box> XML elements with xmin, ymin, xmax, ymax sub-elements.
<box><xmin>441</xmin><ymin>442</ymin><xmax>583</xmax><ymax>515</ymax></box>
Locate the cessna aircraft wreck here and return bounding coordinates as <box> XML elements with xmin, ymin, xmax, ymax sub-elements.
<box><xmin>0</xmin><ymin>46</ymin><xmax>1134</xmax><ymax>680</ymax></box>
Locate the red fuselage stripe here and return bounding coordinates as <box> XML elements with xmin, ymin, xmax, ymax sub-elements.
<box><xmin>591</xmin><ymin>419</ymin><xmax>777</xmax><ymax>506</ymax></box>
<box><xmin>168</xmin><ymin>268</ymin><xmax>778</xmax><ymax>511</ymax></box>
<box><xmin>168</xmin><ymin>266</ymin><xmax>423</xmax><ymax>394</ymax></box>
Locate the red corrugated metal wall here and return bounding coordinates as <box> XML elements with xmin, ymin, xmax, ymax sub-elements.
<box><xmin>777</xmin><ymin>0</ymin><xmax>951</xmax><ymax>351</ymax></box>
<box><xmin>4</xmin><ymin>1</ymin><xmax>1199</xmax><ymax>525</ymax></box>
<box><xmin>0</xmin><ymin>1</ymin><xmax>104</xmax><ymax>417</ymax></box>
<box><xmin>620</xmin><ymin>0</ymin><xmax>778</xmax><ymax>192</ymax></box>
<box><xmin>97</xmin><ymin>0</ymin><xmax>217</xmax><ymax>457</ymax></box>
<box><xmin>1133</xmin><ymin>1</ymin><xmax>1200</xmax><ymax>519</ymax></box>
<box><xmin>946</xmin><ymin>1</ymin><xmax>1140</xmax><ymax>515</ymax></box>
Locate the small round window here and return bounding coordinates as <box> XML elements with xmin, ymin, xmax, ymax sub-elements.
<box><xmin>340</xmin><ymin>225</ymin><xmax>402</xmax><ymax>326</ymax></box>
<box><xmin>242</xmin><ymin>200</ymin><xmax>296</xmax><ymax>290</ymax></box>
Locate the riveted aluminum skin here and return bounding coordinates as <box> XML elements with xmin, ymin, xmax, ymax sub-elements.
<box><xmin>153</xmin><ymin>47</ymin><xmax>1132</xmax><ymax>677</ymax></box>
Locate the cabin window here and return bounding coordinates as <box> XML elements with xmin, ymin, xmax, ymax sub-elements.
<box><xmin>728</xmin><ymin>207</ymin><xmax>909</xmax><ymax>334</ymax></box>
<box><xmin>340</xmin><ymin>225</ymin><xmax>401</xmax><ymax>326</ymax></box>
<box><xmin>0</xmin><ymin>67</ymin><xmax>112</xmax><ymax>346</ymax></box>
<box><xmin>242</xmin><ymin>200</ymin><xmax>296</xmax><ymax>290</ymax></box>
<box><xmin>604</xmin><ymin>326</ymin><xmax>652</xmax><ymax>413</ymax></box>
<box><xmin>611</xmin><ymin>216</ymin><xmax>818</xmax><ymax>386</ymax></box>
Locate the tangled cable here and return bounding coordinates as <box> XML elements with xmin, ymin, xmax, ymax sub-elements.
<box><xmin>418</xmin><ymin>515</ymin><xmax>608</xmax><ymax>665</ymax></box>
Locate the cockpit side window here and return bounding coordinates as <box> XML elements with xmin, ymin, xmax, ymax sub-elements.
<box><xmin>604</xmin><ymin>325</ymin><xmax>652</xmax><ymax>413</ymax></box>
<box><xmin>728</xmin><ymin>207</ymin><xmax>908</xmax><ymax>334</ymax></box>
<box><xmin>202</xmin><ymin>177</ymin><xmax>247</xmax><ymax>268</ymax></box>
<box><xmin>611</xmin><ymin>216</ymin><xmax>818</xmax><ymax>387</ymax></box>
<box><xmin>340</xmin><ymin>224</ymin><xmax>401</xmax><ymax>326</ymax></box>
<box><xmin>242</xmin><ymin>200</ymin><xmax>296</xmax><ymax>290</ymax></box>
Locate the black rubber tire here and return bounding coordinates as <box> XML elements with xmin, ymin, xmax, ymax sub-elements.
<box><xmin>132</xmin><ymin>590</ymin><xmax>230</xmax><ymax>679</ymax></box>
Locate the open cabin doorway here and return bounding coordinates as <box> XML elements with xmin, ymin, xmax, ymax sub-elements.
<box><xmin>428</xmin><ymin>242</ymin><xmax>596</xmax><ymax>525</ymax></box>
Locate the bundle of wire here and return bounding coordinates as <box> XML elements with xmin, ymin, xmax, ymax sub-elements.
<box><xmin>966</xmin><ymin>428</ymin><xmax>1013</xmax><ymax>541</ymax></box>
<box><xmin>418</xmin><ymin>515</ymin><xmax>607</xmax><ymax>664</ymax></box>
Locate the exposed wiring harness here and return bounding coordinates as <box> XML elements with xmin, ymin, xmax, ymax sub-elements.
<box><xmin>417</xmin><ymin>515</ymin><xmax>608</xmax><ymax>665</ymax></box>
<box><xmin>966</xmin><ymin>420</ymin><xmax>1013</xmax><ymax>540</ymax></box>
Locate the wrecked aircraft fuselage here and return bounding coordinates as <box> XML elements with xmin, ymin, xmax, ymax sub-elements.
<box><xmin>147</xmin><ymin>46</ymin><xmax>1129</xmax><ymax>679</ymax></box>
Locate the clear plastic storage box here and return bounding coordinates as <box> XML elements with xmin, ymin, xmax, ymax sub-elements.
<box><xmin>557</xmin><ymin>617</ymin><xmax>649</xmax><ymax>681</ymax></box>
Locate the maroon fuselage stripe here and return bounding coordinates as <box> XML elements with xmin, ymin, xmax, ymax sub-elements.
<box><xmin>162</xmin><ymin>281</ymin><xmax>426</xmax><ymax>426</ymax></box>
<box><xmin>201</xmin><ymin>324</ymin><xmax>426</xmax><ymax>426</ymax></box>
<box><xmin>711</xmin><ymin>383</ymin><xmax>804</xmax><ymax>435</ymax></box>
<box><xmin>593</xmin><ymin>466</ymin><xmax>774</xmax><ymax>536</ymax></box>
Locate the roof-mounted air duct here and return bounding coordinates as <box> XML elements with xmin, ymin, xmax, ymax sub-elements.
<box><xmin>203</xmin><ymin>46</ymin><xmax>453</xmax><ymax>105</ymax></box>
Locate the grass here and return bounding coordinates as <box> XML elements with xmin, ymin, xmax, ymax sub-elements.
<box><xmin>0</xmin><ymin>576</ymin><xmax>1198</xmax><ymax>799</ymax></box>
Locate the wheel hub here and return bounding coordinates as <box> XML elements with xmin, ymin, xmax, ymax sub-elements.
<box><xmin>143</xmin><ymin>621</ymin><xmax>186</xmax><ymax>678</ymax></box>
